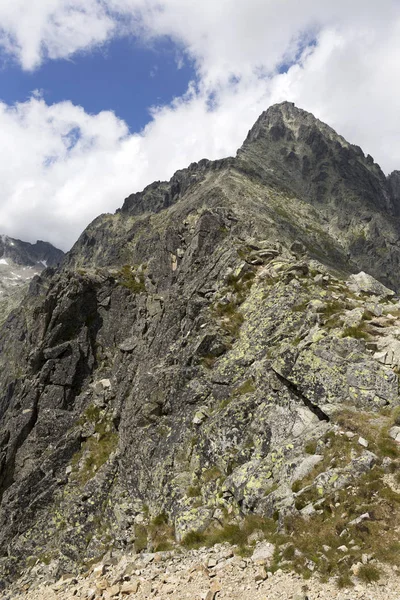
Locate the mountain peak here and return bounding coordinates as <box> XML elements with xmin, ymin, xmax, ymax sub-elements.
<box><xmin>242</xmin><ymin>101</ymin><xmax>354</xmax><ymax>154</ymax></box>
<box><xmin>237</xmin><ymin>101</ymin><xmax>395</xmax><ymax>216</ymax></box>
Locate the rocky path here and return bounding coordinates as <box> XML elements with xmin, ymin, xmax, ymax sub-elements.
<box><xmin>2</xmin><ymin>544</ymin><xmax>399</xmax><ymax>600</ymax></box>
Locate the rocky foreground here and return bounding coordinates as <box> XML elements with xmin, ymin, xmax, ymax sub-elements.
<box><xmin>2</xmin><ymin>543</ymin><xmax>400</xmax><ymax>600</ymax></box>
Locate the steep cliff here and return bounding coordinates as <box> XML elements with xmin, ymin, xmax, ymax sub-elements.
<box><xmin>1</xmin><ymin>103</ymin><xmax>400</xmax><ymax>588</ymax></box>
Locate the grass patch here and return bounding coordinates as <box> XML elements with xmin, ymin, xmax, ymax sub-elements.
<box><xmin>212</xmin><ymin>303</ymin><xmax>244</xmax><ymax>337</ymax></box>
<box><xmin>202</xmin><ymin>466</ymin><xmax>223</xmax><ymax>484</ymax></box>
<box><xmin>357</xmin><ymin>564</ymin><xmax>381</xmax><ymax>583</ymax></box>
<box><xmin>200</xmin><ymin>354</ymin><xmax>218</xmax><ymax>369</ymax></box>
<box><xmin>218</xmin><ymin>379</ymin><xmax>256</xmax><ymax>412</ymax></box>
<box><xmin>149</xmin><ymin>513</ymin><xmax>175</xmax><ymax>552</ymax></box>
<box><xmin>341</xmin><ymin>325</ymin><xmax>370</xmax><ymax>340</ymax></box>
<box><xmin>118</xmin><ymin>264</ymin><xmax>146</xmax><ymax>293</ymax></box>
<box><xmin>71</xmin><ymin>407</ymin><xmax>118</xmax><ymax>485</ymax></box>
<box><xmin>233</xmin><ymin>379</ymin><xmax>256</xmax><ymax>396</ymax></box>
<box><xmin>320</xmin><ymin>300</ymin><xmax>344</xmax><ymax>318</ymax></box>
<box><xmin>181</xmin><ymin>514</ymin><xmax>278</xmax><ymax>554</ymax></box>
<box><xmin>292</xmin><ymin>300</ymin><xmax>309</xmax><ymax>313</ymax></box>
<box><xmin>134</xmin><ymin>524</ymin><xmax>148</xmax><ymax>553</ymax></box>
<box><xmin>210</xmin><ymin>267</ymin><xmax>256</xmax><ymax>338</ymax></box>
<box><xmin>304</xmin><ymin>440</ymin><xmax>317</xmax><ymax>455</ymax></box>
<box><xmin>187</xmin><ymin>486</ymin><xmax>201</xmax><ymax>498</ymax></box>
<box><xmin>335</xmin><ymin>408</ymin><xmax>400</xmax><ymax>459</ymax></box>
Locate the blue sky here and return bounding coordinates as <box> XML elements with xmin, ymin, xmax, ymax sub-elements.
<box><xmin>0</xmin><ymin>1</ymin><xmax>399</xmax><ymax>250</ymax></box>
<box><xmin>0</xmin><ymin>37</ymin><xmax>195</xmax><ymax>134</ymax></box>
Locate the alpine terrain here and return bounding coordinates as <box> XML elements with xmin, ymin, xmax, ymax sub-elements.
<box><xmin>1</xmin><ymin>102</ymin><xmax>400</xmax><ymax>598</ymax></box>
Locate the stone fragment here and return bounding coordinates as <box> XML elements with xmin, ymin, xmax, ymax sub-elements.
<box><xmin>92</xmin><ymin>564</ymin><xmax>107</xmax><ymax>577</ymax></box>
<box><xmin>205</xmin><ymin>579</ymin><xmax>221</xmax><ymax>600</ymax></box>
<box><xmin>140</xmin><ymin>580</ymin><xmax>152</xmax><ymax>596</ymax></box>
<box><xmin>349</xmin><ymin>512</ymin><xmax>370</xmax><ymax>526</ymax></box>
<box><xmin>193</xmin><ymin>407</ymin><xmax>209</xmax><ymax>425</ymax></box>
<box><xmin>252</xmin><ymin>542</ymin><xmax>275</xmax><ymax>564</ymax></box>
<box><xmin>120</xmin><ymin>580</ymin><xmax>140</xmax><ymax>594</ymax></box>
<box><xmin>358</xmin><ymin>436</ymin><xmax>369</xmax><ymax>448</ymax></box>
<box><xmin>389</xmin><ymin>426</ymin><xmax>400</xmax><ymax>442</ymax></box>
<box><xmin>119</xmin><ymin>338</ymin><xmax>137</xmax><ymax>352</ymax></box>
<box><xmin>255</xmin><ymin>566</ymin><xmax>268</xmax><ymax>582</ymax></box>
<box><xmin>107</xmin><ymin>583</ymin><xmax>120</xmax><ymax>596</ymax></box>
<box><xmin>342</xmin><ymin>307</ymin><xmax>364</xmax><ymax>328</ymax></box>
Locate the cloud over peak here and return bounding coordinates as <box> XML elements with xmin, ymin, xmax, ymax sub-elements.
<box><xmin>0</xmin><ymin>1</ymin><xmax>400</xmax><ymax>249</ymax></box>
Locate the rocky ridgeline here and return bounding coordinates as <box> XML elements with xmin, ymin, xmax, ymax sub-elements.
<box><xmin>1</xmin><ymin>104</ymin><xmax>400</xmax><ymax>593</ymax></box>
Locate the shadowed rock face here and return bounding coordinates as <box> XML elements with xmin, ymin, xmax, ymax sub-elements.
<box><xmin>1</xmin><ymin>102</ymin><xmax>400</xmax><ymax>583</ymax></box>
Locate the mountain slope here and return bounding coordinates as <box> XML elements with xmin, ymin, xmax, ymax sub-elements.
<box><xmin>1</xmin><ymin>103</ymin><xmax>400</xmax><ymax>589</ymax></box>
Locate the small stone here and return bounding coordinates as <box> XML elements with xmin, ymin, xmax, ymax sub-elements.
<box><xmin>140</xmin><ymin>580</ymin><xmax>152</xmax><ymax>596</ymax></box>
<box><xmin>349</xmin><ymin>512</ymin><xmax>370</xmax><ymax>526</ymax></box>
<box><xmin>248</xmin><ymin>529</ymin><xmax>264</xmax><ymax>544</ymax></box>
<box><xmin>120</xmin><ymin>580</ymin><xmax>139</xmax><ymax>594</ymax></box>
<box><xmin>119</xmin><ymin>338</ymin><xmax>137</xmax><ymax>352</ymax></box>
<box><xmin>207</xmin><ymin>558</ymin><xmax>217</xmax><ymax>568</ymax></box>
<box><xmin>193</xmin><ymin>407</ymin><xmax>209</xmax><ymax>425</ymax></box>
<box><xmin>338</xmin><ymin>545</ymin><xmax>348</xmax><ymax>552</ymax></box>
<box><xmin>362</xmin><ymin>553</ymin><xmax>373</xmax><ymax>564</ymax></box>
<box><xmin>255</xmin><ymin>566</ymin><xmax>268</xmax><ymax>582</ymax></box>
<box><xmin>358</xmin><ymin>436</ymin><xmax>369</xmax><ymax>448</ymax></box>
<box><xmin>107</xmin><ymin>584</ymin><xmax>120</xmax><ymax>597</ymax></box>
<box><xmin>389</xmin><ymin>426</ymin><xmax>400</xmax><ymax>442</ymax></box>
<box><xmin>205</xmin><ymin>580</ymin><xmax>221</xmax><ymax>600</ymax></box>
<box><xmin>251</xmin><ymin>542</ymin><xmax>275</xmax><ymax>564</ymax></box>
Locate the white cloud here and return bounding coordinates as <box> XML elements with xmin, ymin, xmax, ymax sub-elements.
<box><xmin>0</xmin><ymin>1</ymin><xmax>400</xmax><ymax>249</ymax></box>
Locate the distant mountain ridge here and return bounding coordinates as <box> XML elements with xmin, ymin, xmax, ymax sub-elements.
<box><xmin>0</xmin><ymin>235</ymin><xmax>64</xmax><ymax>325</ymax></box>
<box><xmin>0</xmin><ymin>235</ymin><xmax>64</xmax><ymax>267</ymax></box>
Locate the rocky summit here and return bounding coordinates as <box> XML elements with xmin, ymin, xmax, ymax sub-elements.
<box><xmin>1</xmin><ymin>102</ymin><xmax>400</xmax><ymax>597</ymax></box>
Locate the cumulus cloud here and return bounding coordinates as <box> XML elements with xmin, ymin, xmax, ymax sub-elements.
<box><xmin>0</xmin><ymin>1</ymin><xmax>400</xmax><ymax>249</ymax></box>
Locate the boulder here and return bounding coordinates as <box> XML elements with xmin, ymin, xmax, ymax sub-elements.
<box><xmin>348</xmin><ymin>272</ymin><xmax>395</xmax><ymax>298</ymax></box>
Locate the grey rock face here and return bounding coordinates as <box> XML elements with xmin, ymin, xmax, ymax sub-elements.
<box><xmin>0</xmin><ymin>103</ymin><xmax>400</xmax><ymax>582</ymax></box>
